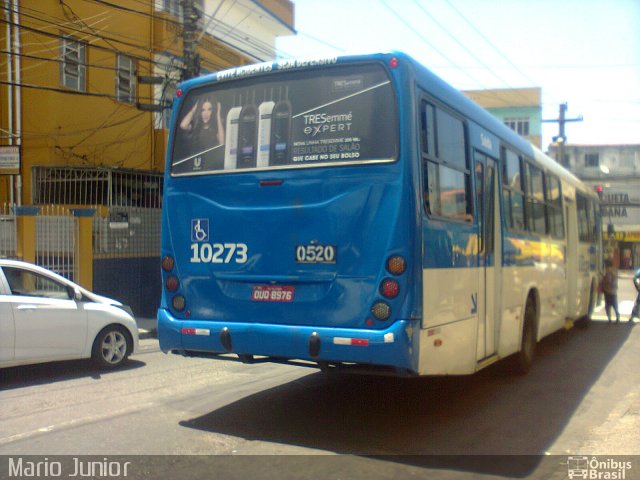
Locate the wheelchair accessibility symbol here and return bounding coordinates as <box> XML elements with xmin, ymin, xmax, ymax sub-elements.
<box><xmin>191</xmin><ymin>219</ymin><xmax>209</xmax><ymax>242</ymax></box>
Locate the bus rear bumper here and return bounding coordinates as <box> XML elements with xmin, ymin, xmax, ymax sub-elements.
<box><xmin>157</xmin><ymin>309</ymin><xmax>419</xmax><ymax>375</ymax></box>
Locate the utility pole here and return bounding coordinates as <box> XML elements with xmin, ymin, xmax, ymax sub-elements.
<box><xmin>181</xmin><ymin>0</ymin><xmax>200</xmax><ymax>80</ymax></box>
<box><xmin>543</xmin><ymin>103</ymin><xmax>583</xmax><ymax>167</ymax></box>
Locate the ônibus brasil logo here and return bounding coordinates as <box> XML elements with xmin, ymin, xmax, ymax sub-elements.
<box><xmin>567</xmin><ymin>456</ymin><xmax>632</xmax><ymax>479</ymax></box>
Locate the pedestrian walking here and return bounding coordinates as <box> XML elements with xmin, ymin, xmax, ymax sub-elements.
<box><xmin>601</xmin><ymin>259</ymin><xmax>620</xmax><ymax>323</ymax></box>
<box><xmin>629</xmin><ymin>267</ymin><xmax>640</xmax><ymax>324</ymax></box>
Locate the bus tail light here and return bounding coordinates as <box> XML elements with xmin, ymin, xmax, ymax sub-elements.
<box><xmin>162</xmin><ymin>255</ymin><xmax>175</xmax><ymax>272</ymax></box>
<box><xmin>371</xmin><ymin>302</ymin><xmax>391</xmax><ymax>321</ymax></box>
<box><xmin>165</xmin><ymin>276</ymin><xmax>179</xmax><ymax>292</ymax></box>
<box><xmin>172</xmin><ymin>295</ymin><xmax>186</xmax><ymax>311</ymax></box>
<box><xmin>380</xmin><ymin>278</ymin><xmax>399</xmax><ymax>299</ymax></box>
<box><xmin>386</xmin><ymin>256</ymin><xmax>406</xmax><ymax>275</ymax></box>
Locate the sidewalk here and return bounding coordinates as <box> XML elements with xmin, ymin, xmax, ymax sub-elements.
<box><xmin>593</xmin><ymin>269</ymin><xmax>638</xmax><ymax>322</ymax></box>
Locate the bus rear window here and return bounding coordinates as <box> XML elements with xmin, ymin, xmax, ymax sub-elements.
<box><xmin>171</xmin><ymin>63</ymin><xmax>398</xmax><ymax>175</ymax></box>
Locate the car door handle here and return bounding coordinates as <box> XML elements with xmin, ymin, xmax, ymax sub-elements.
<box><xmin>17</xmin><ymin>304</ymin><xmax>38</xmax><ymax>310</ymax></box>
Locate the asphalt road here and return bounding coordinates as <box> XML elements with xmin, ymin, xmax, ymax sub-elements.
<box><xmin>1</xmin><ymin>273</ymin><xmax>639</xmax><ymax>479</ymax></box>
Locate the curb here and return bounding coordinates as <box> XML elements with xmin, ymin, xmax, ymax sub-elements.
<box><xmin>139</xmin><ymin>328</ymin><xmax>158</xmax><ymax>340</ymax></box>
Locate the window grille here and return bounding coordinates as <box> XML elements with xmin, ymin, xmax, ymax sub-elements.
<box><xmin>60</xmin><ymin>38</ymin><xmax>86</xmax><ymax>92</ymax></box>
<box><xmin>32</xmin><ymin>167</ymin><xmax>163</xmax><ymax>208</ymax></box>
<box><xmin>116</xmin><ymin>55</ymin><xmax>136</xmax><ymax>104</ymax></box>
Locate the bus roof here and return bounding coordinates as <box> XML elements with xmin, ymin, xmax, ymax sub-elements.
<box><xmin>175</xmin><ymin>51</ymin><xmax>597</xmax><ymax>200</ymax></box>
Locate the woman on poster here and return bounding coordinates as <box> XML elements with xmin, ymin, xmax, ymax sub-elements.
<box><xmin>179</xmin><ymin>96</ymin><xmax>225</xmax><ymax>170</ymax></box>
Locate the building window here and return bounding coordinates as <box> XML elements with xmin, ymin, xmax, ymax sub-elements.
<box><xmin>116</xmin><ymin>55</ymin><xmax>136</xmax><ymax>104</ymax></box>
<box><xmin>60</xmin><ymin>38</ymin><xmax>86</xmax><ymax>92</ymax></box>
<box><xmin>504</xmin><ymin>118</ymin><xmax>530</xmax><ymax>136</ymax></box>
<box><xmin>585</xmin><ymin>153</ymin><xmax>600</xmax><ymax>168</ymax></box>
<box><xmin>161</xmin><ymin>0</ymin><xmax>181</xmax><ymax>17</ymax></box>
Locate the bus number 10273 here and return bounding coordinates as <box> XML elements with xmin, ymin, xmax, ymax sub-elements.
<box><xmin>190</xmin><ymin>243</ymin><xmax>248</xmax><ymax>264</ymax></box>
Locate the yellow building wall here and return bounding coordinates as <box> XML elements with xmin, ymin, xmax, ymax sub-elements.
<box><xmin>1</xmin><ymin>7</ymin><xmax>13</xmax><ymax>202</ymax></box>
<box><xmin>1</xmin><ymin>0</ymin><xmax>293</xmax><ymax>206</ymax></box>
<box><xmin>12</xmin><ymin>0</ymin><xmax>155</xmax><ymax>204</ymax></box>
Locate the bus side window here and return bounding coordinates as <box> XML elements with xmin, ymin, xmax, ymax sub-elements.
<box><xmin>525</xmin><ymin>162</ymin><xmax>547</xmax><ymax>235</ymax></box>
<box><xmin>502</xmin><ymin>148</ymin><xmax>526</xmax><ymax>231</ymax></box>
<box><xmin>546</xmin><ymin>174</ymin><xmax>564</xmax><ymax>239</ymax></box>
<box><xmin>421</xmin><ymin>101</ymin><xmax>436</xmax><ymax>158</ymax></box>
<box><xmin>420</xmin><ymin>100</ymin><xmax>470</xmax><ymax>222</ymax></box>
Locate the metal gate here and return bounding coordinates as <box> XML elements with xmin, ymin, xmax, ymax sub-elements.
<box><xmin>0</xmin><ymin>203</ymin><xmax>17</xmax><ymax>259</ymax></box>
<box><xmin>36</xmin><ymin>205</ymin><xmax>77</xmax><ymax>281</ymax></box>
<box><xmin>0</xmin><ymin>204</ymin><xmax>76</xmax><ymax>281</ymax></box>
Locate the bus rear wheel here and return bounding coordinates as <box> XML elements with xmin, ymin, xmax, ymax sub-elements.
<box><xmin>511</xmin><ymin>298</ymin><xmax>537</xmax><ymax>375</ymax></box>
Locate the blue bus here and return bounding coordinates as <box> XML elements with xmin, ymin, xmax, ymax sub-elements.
<box><xmin>158</xmin><ymin>52</ymin><xmax>602</xmax><ymax>376</ymax></box>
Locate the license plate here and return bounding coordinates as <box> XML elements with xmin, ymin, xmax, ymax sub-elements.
<box><xmin>252</xmin><ymin>285</ymin><xmax>295</xmax><ymax>302</ymax></box>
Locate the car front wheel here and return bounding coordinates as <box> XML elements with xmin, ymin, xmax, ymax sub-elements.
<box><xmin>92</xmin><ymin>326</ymin><xmax>131</xmax><ymax>368</ymax></box>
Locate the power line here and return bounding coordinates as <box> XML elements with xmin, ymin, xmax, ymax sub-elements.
<box><xmin>82</xmin><ymin>0</ymin><xmax>276</xmax><ymax>63</ymax></box>
<box><xmin>0</xmin><ymin>79</ymin><xmax>159</xmax><ymax>103</ymax></box>
<box><xmin>1</xmin><ymin>111</ymin><xmax>147</xmax><ymax>139</ymax></box>
<box><xmin>60</xmin><ymin>0</ymin><xmax>121</xmax><ymax>54</ymax></box>
<box><xmin>0</xmin><ymin>48</ymin><xmax>122</xmax><ymax>73</ymax></box>
<box><xmin>81</xmin><ymin>0</ymin><xmax>181</xmax><ymax>29</ymax></box>
<box><xmin>378</xmin><ymin>0</ymin><xmax>491</xmax><ymax>92</ymax></box>
<box><xmin>0</xmin><ymin>6</ymin><xmax>149</xmax><ymax>52</ymax></box>
<box><xmin>412</xmin><ymin>1</ymin><xmax>536</xmax><ymax>108</ymax></box>
<box><xmin>441</xmin><ymin>0</ymin><xmax>539</xmax><ymax>88</ymax></box>
<box><xmin>15</xmin><ymin>3</ymin><xmax>169</xmax><ymax>59</ymax></box>
<box><xmin>0</xmin><ymin>16</ymin><xmax>178</xmax><ymax>73</ymax></box>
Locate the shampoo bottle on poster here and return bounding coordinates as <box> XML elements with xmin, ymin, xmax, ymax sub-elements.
<box><xmin>270</xmin><ymin>86</ymin><xmax>292</xmax><ymax>166</ymax></box>
<box><xmin>224</xmin><ymin>95</ymin><xmax>241</xmax><ymax>170</ymax></box>
<box><xmin>257</xmin><ymin>89</ymin><xmax>275</xmax><ymax>168</ymax></box>
<box><xmin>237</xmin><ymin>91</ymin><xmax>258</xmax><ymax>169</ymax></box>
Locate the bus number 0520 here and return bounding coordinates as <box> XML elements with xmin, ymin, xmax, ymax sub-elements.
<box><xmin>295</xmin><ymin>244</ymin><xmax>336</xmax><ymax>264</ymax></box>
<box><xmin>190</xmin><ymin>243</ymin><xmax>248</xmax><ymax>264</ymax></box>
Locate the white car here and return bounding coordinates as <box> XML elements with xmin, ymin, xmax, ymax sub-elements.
<box><xmin>0</xmin><ymin>259</ymin><xmax>139</xmax><ymax>369</ymax></box>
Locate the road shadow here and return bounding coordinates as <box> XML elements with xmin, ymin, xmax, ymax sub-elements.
<box><xmin>179</xmin><ymin>322</ymin><xmax>635</xmax><ymax>477</ymax></box>
<box><xmin>0</xmin><ymin>358</ymin><xmax>146</xmax><ymax>390</ymax></box>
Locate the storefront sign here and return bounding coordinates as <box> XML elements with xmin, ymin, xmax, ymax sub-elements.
<box><xmin>604</xmin><ymin>231</ymin><xmax>640</xmax><ymax>242</ymax></box>
<box><xmin>600</xmin><ymin>187</ymin><xmax>640</xmax><ymax>226</ymax></box>
<box><xmin>0</xmin><ymin>146</ymin><xmax>20</xmax><ymax>175</ymax></box>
